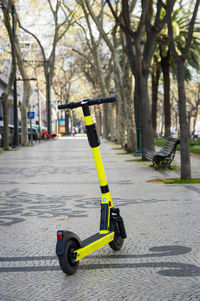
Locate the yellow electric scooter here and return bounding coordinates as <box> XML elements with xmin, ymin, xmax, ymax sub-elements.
<box><xmin>56</xmin><ymin>97</ymin><xmax>126</xmax><ymax>275</ymax></box>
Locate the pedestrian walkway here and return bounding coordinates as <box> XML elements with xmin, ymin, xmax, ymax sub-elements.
<box><xmin>0</xmin><ymin>135</ymin><xmax>200</xmax><ymax>301</ymax></box>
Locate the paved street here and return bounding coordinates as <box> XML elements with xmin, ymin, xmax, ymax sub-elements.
<box><xmin>0</xmin><ymin>135</ymin><xmax>200</xmax><ymax>301</ymax></box>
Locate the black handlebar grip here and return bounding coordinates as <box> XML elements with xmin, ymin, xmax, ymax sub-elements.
<box><xmin>97</xmin><ymin>96</ymin><xmax>116</xmax><ymax>103</ymax></box>
<box><xmin>88</xmin><ymin>96</ymin><xmax>116</xmax><ymax>105</ymax></box>
<box><xmin>58</xmin><ymin>104</ymin><xmax>69</xmax><ymax>110</ymax></box>
<box><xmin>58</xmin><ymin>102</ymin><xmax>81</xmax><ymax>110</ymax></box>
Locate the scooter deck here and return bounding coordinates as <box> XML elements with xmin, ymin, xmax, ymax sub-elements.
<box><xmin>75</xmin><ymin>231</ymin><xmax>114</xmax><ymax>261</ymax></box>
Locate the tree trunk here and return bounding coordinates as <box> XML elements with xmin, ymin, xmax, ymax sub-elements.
<box><xmin>126</xmin><ymin>96</ymin><xmax>136</xmax><ymax>152</ymax></box>
<box><xmin>106</xmin><ymin>103</ymin><xmax>117</xmax><ymax>141</ymax></box>
<box><xmin>160</xmin><ymin>50</ymin><xmax>171</xmax><ymax>137</ymax></box>
<box><xmin>44</xmin><ymin>68</ymin><xmax>52</xmax><ymax>135</ymax></box>
<box><xmin>20</xmin><ymin>104</ymin><xmax>28</xmax><ymax>146</ymax></box>
<box><xmin>177</xmin><ymin>60</ymin><xmax>191</xmax><ymax>179</ymax></box>
<box><xmin>2</xmin><ymin>93</ymin><xmax>9</xmax><ymax>150</ymax></box>
<box><xmin>135</xmin><ymin>72</ymin><xmax>154</xmax><ymax>159</ymax></box>
<box><xmin>151</xmin><ymin>57</ymin><xmax>160</xmax><ymax>137</ymax></box>
<box><xmin>115</xmin><ymin>92</ymin><xmax>126</xmax><ymax>146</ymax></box>
<box><xmin>94</xmin><ymin>105</ymin><xmax>103</xmax><ymax>137</ymax></box>
<box><xmin>1</xmin><ymin>2</ymin><xmax>16</xmax><ymax>150</ymax></box>
<box><xmin>114</xmin><ymin>87</ymin><xmax>126</xmax><ymax>147</ymax></box>
<box><xmin>123</xmin><ymin>61</ymin><xmax>136</xmax><ymax>152</ymax></box>
<box><xmin>122</xmin><ymin>28</ymin><xmax>154</xmax><ymax>157</ymax></box>
<box><xmin>192</xmin><ymin>107</ymin><xmax>199</xmax><ymax>134</ymax></box>
<box><xmin>94</xmin><ymin>49</ymin><xmax>110</xmax><ymax>138</ymax></box>
<box><xmin>192</xmin><ymin>86</ymin><xmax>200</xmax><ymax>134</ymax></box>
<box><xmin>112</xmin><ymin>52</ymin><xmax>126</xmax><ymax>147</ymax></box>
<box><xmin>15</xmin><ymin>44</ymin><xmax>31</xmax><ymax>146</ymax></box>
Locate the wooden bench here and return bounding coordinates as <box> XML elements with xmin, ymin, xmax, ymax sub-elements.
<box><xmin>145</xmin><ymin>137</ymin><xmax>180</xmax><ymax>169</ymax></box>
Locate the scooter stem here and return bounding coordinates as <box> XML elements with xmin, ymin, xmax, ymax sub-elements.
<box><xmin>82</xmin><ymin>104</ymin><xmax>113</xmax><ymax>233</ymax></box>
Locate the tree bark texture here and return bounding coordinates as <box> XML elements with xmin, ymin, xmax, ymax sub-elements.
<box><xmin>1</xmin><ymin>1</ymin><xmax>17</xmax><ymax>149</ymax></box>
<box><xmin>160</xmin><ymin>50</ymin><xmax>171</xmax><ymax>137</ymax></box>
<box><xmin>123</xmin><ymin>60</ymin><xmax>136</xmax><ymax>152</ymax></box>
<box><xmin>151</xmin><ymin>57</ymin><xmax>160</xmax><ymax>137</ymax></box>
<box><xmin>20</xmin><ymin>104</ymin><xmax>27</xmax><ymax>146</ymax></box>
<box><xmin>135</xmin><ymin>72</ymin><xmax>154</xmax><ymax>158</ymax></box>
<box><xmin>113</xmin><ymin>55</ymin><xmax>126</xmax><ymax>147</ymax></box>
<box><xmin>177</xmin><ymin>60</ymin><xmax>191</xmax><ymax>179</ymax></box>
<box><xmin>124</xmin><ymin>43</ymin><xmax>154</xmax><ymax>157</ymax></box>
<box><xmin>2</xmin><ymin>93</ymin><xmax>9</xmax><ymax>150</ymax></box>
<box><xmin>17</xmin><ymin>58</ymin><xmax>31</xmax><ymax>146</ymax></box>
<box><xmin>94</xmin><ymin>105</ymin><xmax>103</xmax><ymax>137</ymax></box>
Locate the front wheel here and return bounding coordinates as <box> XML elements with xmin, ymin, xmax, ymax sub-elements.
<box><xmin>58</xmin><ymin>239</ymin><xmax>79</xmax><ymax>275</ymax></box>
<box><xmin>109</xmin><ymin>222</ymin><xmax>124</xmax><ymax>251</ymax></box>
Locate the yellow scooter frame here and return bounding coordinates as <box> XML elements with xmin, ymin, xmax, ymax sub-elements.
<box><xmin>56</xmin><ymin>97</ymin><xmax>126</xmax><ymax>275</ymax></box>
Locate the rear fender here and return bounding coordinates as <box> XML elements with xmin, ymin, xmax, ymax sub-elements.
<box><xmin>56</xmin><ymin>230</ymin><xmax>82</xmax><ymax>256</ymax></box>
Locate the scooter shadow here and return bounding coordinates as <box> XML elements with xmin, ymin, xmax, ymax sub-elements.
<box><xmin>80</xmin><ymin>245</ymin><xmax>200</xmax><ymax>277</ymax></box>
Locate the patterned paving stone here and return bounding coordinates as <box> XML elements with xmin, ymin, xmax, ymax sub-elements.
<box><xmin>0</xmin><ymin>136</ymin><xmax>200</xmax><ymax>300</ymax></box>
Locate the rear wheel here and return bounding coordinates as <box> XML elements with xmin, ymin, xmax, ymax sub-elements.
<box><xmin>109</xmin><ymin>222</ymin><xmax>124</xmax><ymax>251</ymax></box>
<box><xmin>58</xmin><ymin>239</ymin><xmax>79</xmax><ymax>275</ymax></box>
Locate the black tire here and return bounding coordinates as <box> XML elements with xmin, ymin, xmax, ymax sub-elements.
<box><xmin>109</xmin><ymin>222</ymin><xmax>124</xmax><ymax>251</ymax></box>
<box><xmin>58</xmin><ymin>239</ymin><xmax>79</xmax><ymax>275</ymax></box>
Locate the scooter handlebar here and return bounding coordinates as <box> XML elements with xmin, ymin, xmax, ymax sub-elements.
<box><xmin>58</xmin><ymin>96</ymin><xmax>116</xmax><ymax>110</ymax></box>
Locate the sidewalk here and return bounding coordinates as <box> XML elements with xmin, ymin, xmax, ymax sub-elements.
<box><xmin>0</xmin><ymin>135</ymin><xmax>200</xmax><ymax>301</ymax></box>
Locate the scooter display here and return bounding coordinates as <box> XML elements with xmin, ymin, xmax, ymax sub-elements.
<box><xmin>56</xmin><ymin>96</ymin><xmax>127</xmax><ymax>275</ymax></box>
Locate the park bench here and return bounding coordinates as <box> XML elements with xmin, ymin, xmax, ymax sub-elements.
<box><xmin>145</xmin><ymin>137</ymin><xmax>180</xmax><ymax>169</ymax></box>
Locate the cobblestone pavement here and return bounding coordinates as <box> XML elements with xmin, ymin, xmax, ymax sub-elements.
<box><xmin>0</xmin><ymin>136</ymin><xmax>200</xmax><ymax>301</ymax></box>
